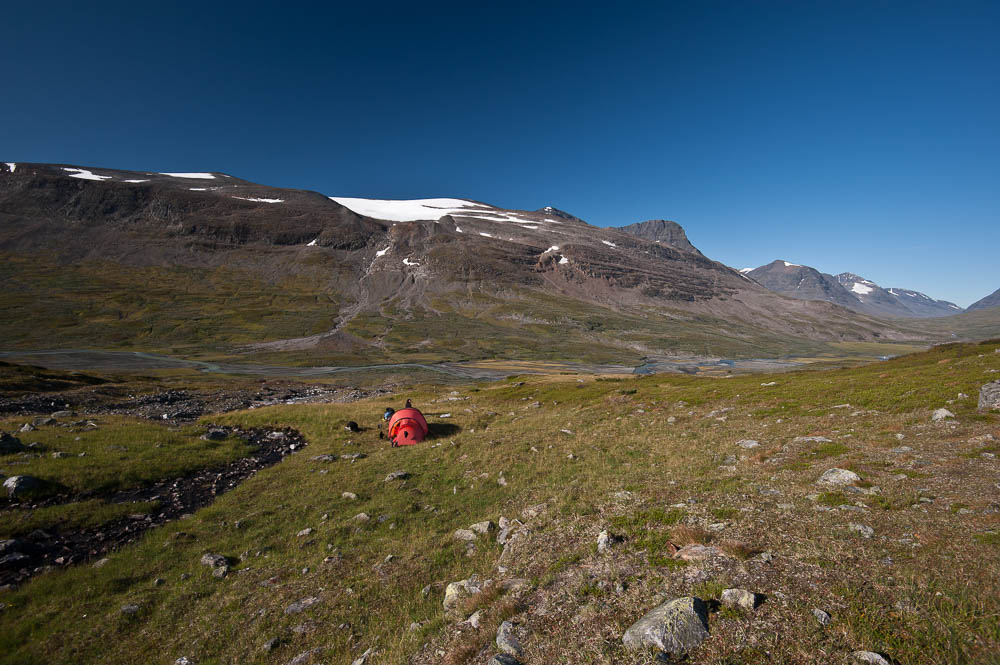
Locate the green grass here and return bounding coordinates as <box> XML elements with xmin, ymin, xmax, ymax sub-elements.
<box><xmin>0</xmin><ymin>499</ymin><xmax>160</xmax><ymax>537</ymax></box>
<box><xmin>0</xmin><ymin>416</ymin><xmax>253</xmax><ymax>497</ymax></box>
<box><xmin>0</xmin><ymin>339</ymin><xmax>998</xmax><ymax>665</ymax></box>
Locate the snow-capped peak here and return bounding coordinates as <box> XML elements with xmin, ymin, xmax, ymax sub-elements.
<box><xmin>782</xmin><ymin>261</ymin><xmax>800</xmax><ymax>267</ymax></box>
<box><xmin>329</xmin><ymin>196</ymin><xmax>563</xmax><ymax>226</ymax></box>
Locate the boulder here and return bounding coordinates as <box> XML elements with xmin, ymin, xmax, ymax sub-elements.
<box><xmin>0</xmin><ymin>433</ymin><xmax>25</xmax><ymax>455</ymax></box>
<box><xmin>200</xmin><ymin>553</ymin><xmax>227</xmax><ymax>568</ymax></box>
<box><xmin>453</xmin><ymin>529</ymin><xmax>478</xmax><ymax>542</ymax></box>
<box><xmin>720</xmin><ymin>588</ymin><xmax>759</xmax><ymax>611</ymax></box>
<box><xmin>622</xmin><ymin>596</ymin><xmax>709</xmax><ymax>655</ymax></box>
<box><xmin>443</xmin><ymin>575</ymin><xmax>487</xmax><ymax>612</ymax></box>
<box><xmin>979</xmin><ymin>381</ymin><xmax>1000</xmax><ymax>411</ymax></box>
<box><xmin>496</xmin><ymin>620</ymin><xmax>524</xmax><ymax>658</ymax></box>
<box><xmin>384</xmin><ymin>471</ymin><xmax>410</xmax><ymax>482</ymax></box>
<box><xmin>736</xmin><ymin>439</ymin><xmax>760</xmax><ymax>448</ymax></box>
<box><xmin>3</xmin><ymin>475</ymin><xmax>44</xmax><ymax>498</ymax></box>
<box><xmin>284</xmin><ymin>596</ymin><xmax>320</xmax><ymax>614</ymax></box>
<box><xmin>674</xmin><ymin>544</ymin><xmax>720</xmax><ymax>562</ymax></box>
<box><xmin>853</xmin><ymin>651</ymin><xmax>891</xmax><ymax>665</ymax></box>
<box><xmin>816</xmin><ymin>468</ymin><xmax>861</xmax><ymax>487</ymax></box>
<box><xmin>848</xmin><ymin>523</ymin><xmax>874</xmax><ymax>539</ymax></box>
<box><xmin>201</xmin><ymin>428</ymin><xmax>228</xmax><ymax>441</ymax></box>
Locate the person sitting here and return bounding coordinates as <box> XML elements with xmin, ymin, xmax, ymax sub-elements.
<box><xmin>383</xmin><ymin>407</ymin><xmax>395</xmax><ymax>421</ymax></box>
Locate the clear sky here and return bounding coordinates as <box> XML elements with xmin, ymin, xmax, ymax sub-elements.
<box><xmin>2</xmin><ymin>1</ymin><xmax>997</xmax><ymax>306</ymax></box>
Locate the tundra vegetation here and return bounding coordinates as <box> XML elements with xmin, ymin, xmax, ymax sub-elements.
<box><xmin>0</xmin><ymin>340</ymin><xmax>998</xmax><ymax>664</ymax></box>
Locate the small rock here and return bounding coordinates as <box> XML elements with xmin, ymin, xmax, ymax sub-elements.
<box><xmin>853</xmin><ymin>651</ymin><xmax>891</xmax><ymax>665</ymax></box>
<box><xmin>443</xmin><ymin>575</ymin><xmax>486</xmax><ymax>612</ymax></box>
<box><xmin>284</xmin><ymin>596</ymin><xmax>321</xmax><ymax>614</ymax></box>
<box><xmin>597</xmin><ymin>529</ymin><xmax>624</xmax><ymax>553</ymax></box>
<box><xmin>288</xmin><ymin>648</ymin><xmax>325</xmax><ymax>665</ymax></box>
<box><xmin>674</xmin><ymin>544</ymin><xmax>720</xmax><ymax>562</ymax></box>
<box><xmin>174</xmin><ymin>658</ymin><xmax>194</xmax><ymax>665</ymax></box>
<box><xmin>489</xmin><ymin>655</ymin><xmax>522</xmax><ymax>665</ymax></box>
<box><xmin>522</xmin><ymin>503</ymin><xmax>546</xmax><ymax>519</ymax></box>
<box><xmin>736</xmin><ymin>439</ymin><xmax>759</xmax><ymax>448</ymax></box>
<box><xmin>153</xmin><ymin>578</ymin><xmax>165</xmax><ymax>586</ymax></box>
<box><xmin>720</xmin><ymin>588</ymin><xmax>759</xmax><ymax>611</ymax></box>
<box><xmin>201</xmin><ymin>428</ymin><xmax>228</xmax><ymax>441</ymax></box>
<box><xmin>849</xmin><ymin>523</ymin><xmax>875</xmax><ymax>539</ymax></box>
<box><xmin>353</xmin><ymin>513</ymin><xmax>370</xmax><ymax>522</ymax></box>
<box><xmin>342</xmin><ymin>491</ymin><xmax>358</xmax><ymax>500</ymax></box>
<box><xmin>622</xmin><ymin>596</ymin><xmax>710</xmax><ymax>655</ymax></box>
<box><xmin>200</xmin><ymin>553</ymin><xmax>227</xmax><ymax>568</ymax></box>
<box><xmin>464</xmin><ymin>610</ymin><xmax>483</xmax><ymax>629</ymax></box>
<box><xmin>262</xmin><ymin>637</ymin><xmax>280</xmax><ymax>651</ymax></box>
<box><xmin>384</xmin><ymin>471</ymin><xmax>410</xmax><ymax>482</ymax></box>
<box><xmin>812</xmin><ymin>608</ymin><xmax>832</xmax><ymax>625</ymax></box>
<box><xmin>470</xmin><ymin>520</ymin><xmax>496</xmax><ymax>535</ymax></box>
<box><xmin>120</xmin><ymin>604</ymin><xmax>141</xmax><ymax>615</ymax></box>
<box><xmin>212</xmin><ymin>565</ymin><xmax>229</xmax><ymax>578</ymax></box>
<box><xmin>296</xmin><ymin>528</ymin><xmax>313</xmax><ymax>537</ymax></box>
<box><xmin>794</xmin><ymin>436</ymin><xmax>832</xmax><ymax>443</ymax></box>
<box><xmin>349</xmin><ymin>647</ymin><xmax>375</xmax><ymax>665</ymax></box>
<box><xmin>816</xmin><ymin>468</ymin><xmax>861</xmax><ymax>487</ymax></box>
<box><xmin>931</xmin><ymin>408</ymin><xmax>955</xmax><ymax>422</ymax></box>
<box><xmin>453</xmin><ymin>529</ymin><xmax>478</xmax><ymax>541</ymax></box>
<box><xmin>0</xmin><ymin>433</ymin><xmax>26</xmax><ymax>454</ymax></box>
<box><xmin>496</xmin><ymin>620</ymin><xmax>525</xmax><ymax>658</ymax></box>
<box><xmin>93</xmin><ymin>558</ymin><xmax>110</xmax><ymax>568</ymax></box>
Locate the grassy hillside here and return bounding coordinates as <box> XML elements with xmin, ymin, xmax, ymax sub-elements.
<box><xmin>2</xmin><ymin>340</ymin><xmax>998</xmax><ymax>664</ymax></box>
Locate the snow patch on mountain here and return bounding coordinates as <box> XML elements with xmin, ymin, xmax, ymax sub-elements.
<box><xmin>402</xmin><ymin>258</ymin><xmax>420</xmax><ymax>266</ymax></box>
<box><xmin>232</xmin><ymin>196</ymin><xmax>284</xmax><ymax>203</ymax></box>
<box><xmin>558</xmin><ymin>256</ymin><xmax>569</xmax><ymax>264</ymax></box>
<box><xmin>63</xmin><ymin>168</ymin><xmax>111</xmax><ymax>181</ymax></box>
<box><xmin>124</xmin><ymin>179</ymin><xmax>148</xmax><ymax>183</ymax></box>
<box><xmin>851</xmin><ymin>282</ymin><xmax>873</xmax><ymax>295</ymax></box>
<box><xmin>544</xmin><ymin>246</ymin><xmax>560</xmax><ymax>253</ymax></box>
<box><xmin>5</xmin><ymin>163</ymin><xmax>15</xmax><ymax>173</ymax></box>
<box><xmin>375</xmin><ymin>247</ymin><xmax>389</xmax><ymax>257</ymax></box>
<box><xmin>783</xmin><ymin>261</ymin><xmax>800</xmax><ymax>267</ymax></box>
<box><xmin>306</xmin><ymin>239</ymin><xmax>318</xmax><ymax>247</ymax></box>
<box><xmin>329</xmin><ymin>196</ymin><xmax>563</xmax><ymax>226</ymax></box>
<box><xmin>161</xmin><ymin>172</ymin><xmax>216</xmax><ymax>179</ymax></box>
<box><xmin>602</xmin><ymin>240</ymin><xmax>618</xmax><ymax>248</ymax></box>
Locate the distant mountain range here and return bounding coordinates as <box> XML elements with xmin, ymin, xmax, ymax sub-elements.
<box><xmin>741</xmin><ymin>260</ymin><xmax>966</xmax><ymax>318</ymax></box>
<box><xmin>967</xmin><ymin>287</ymin><xmax>1000</xmax><ymax>312</ymax></box>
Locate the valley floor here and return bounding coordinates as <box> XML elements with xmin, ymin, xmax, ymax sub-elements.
<box><xmin>1</xmin><ymin>341</ymin><xmax>999</xmax><ymax>664</ymax></box>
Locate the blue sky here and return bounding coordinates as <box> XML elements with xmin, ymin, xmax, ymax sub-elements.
<box><xmin>2</xmin><ymin>1</ymin><xmax>997</xmax><ymax>306</ymax></box>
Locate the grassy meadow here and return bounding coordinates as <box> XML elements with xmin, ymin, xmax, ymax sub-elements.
<box><xmin>0</xmin><ymin>340</ymin><xmax>999</xmax><ymax>664</ymax></box>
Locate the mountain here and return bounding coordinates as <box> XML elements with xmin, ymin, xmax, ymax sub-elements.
<box><xmin>617</xmin><ymin>219</ymin><xmax>701</xmax><ymax>254</ymax></box>
<box><xmin>744</xmin><ymin>259</ymin><xmax>963</xmax><ymax>318</ymax></box>
<box><xmin>0</xmin><ymin>162</ymin><xmax>932</xmax><ymax>364</ymax></box>
<box><xmin>967</xmin><ymin>287</ymin><xmax>1000</xmax><ymax>312</ymax></box>
<box><xmin>745</xmin><ymin>261</ymin><xmax>860</xmax><ymax>310</ymax></box>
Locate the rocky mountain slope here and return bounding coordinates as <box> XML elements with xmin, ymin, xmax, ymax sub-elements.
<box><xmin>745</xmin><ymin>260</ymin><xmax>963</xmax><ymax>318</ymax></box>
<box><xmin>968</xmin><ymin>287</ymin><xmax>1000</xmax><ymax>312</ymax></box>
<box><xmin>616</xmin><ymin>219</ymin><xmax>701</xmax><ymax>255</ymax></box>
<box><xmin>0</xmin><ymin>162</ymin><xmax>936</xmax><ymax>364</ymax></box>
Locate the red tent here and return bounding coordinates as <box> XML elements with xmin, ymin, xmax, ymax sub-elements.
<box><xmin>387</xmin><ymin>408</ymin><xmax>429</xmax><ymax>446</ymax></box>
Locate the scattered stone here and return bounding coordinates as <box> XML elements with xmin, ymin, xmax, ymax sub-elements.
<box><xmin>497</xmin><ymin>473</ymin><xmax>508</xmax><ymax>487</ymax></box>
<box><xmin>817</xmin><ymin>468</ymin><xmax>861</xmax><ymax>487</ymax></box>
<box><xmin>463</xmin><ymin>610</ymin><xmax>483</xmax><ymax>628</ymax></box>
<box><xmin>853</xmin><ymin>651</ymin><xmax>891</xmax><ymax>665</ymax></box>
<box><xmin>349</xmin><ymin>647</ymin><xmax>375</xmax><ymax>665</ymax></box>
<box><xmin>761</xmin><ymin>381</ymin><xmax>777</xmax><ymax>386</ymax></box>
<box><xmin>0</xmin><ymin>433</ymin><xmax>26</xmax><ymax>455</ymax></box>
<box><xmin>174</xmin><ymin>658</ymin><xmax>194</xmax><ymax>665</ymax></box>
<box><xmin>794</xmin><ymin>436</ymin><xmax>833</xmax><ymax>443</ymax></box>
<box><xmin>979</xmin><ymin>381</ymin><xmax>1000</xmax><ymax>411</ymax></box>
<box><xmin>120</xmin><ymin>604</ymin><xmax>141</xmax><ymax>615</ymax></box>
<box><xmin>93</xmin><ymin>557</ymin><xmax>110</xmax><ymax>568</ymax></box>
<box><xmin>51</xmin><ymin>410</ymin><xmax>76</xmax><ymax>418</ymax></box>
<box><xmin>342</xmin><ymin>491</ymin><xmax>358</xmax><ymax>500</ymax></box>
<box><xmin>812</xmin><ymin>608</ymin><xmax>832</xmax><ymax>625</ymax></box>
<box><xmin>17</xmin><ymin>423</ymin><xmax>34</xmax><ymax>433</ymax></box>
<box><xmin>384</xmin><ymin>471</ymin><xmax>409</xmax><ymax>482</ymax></box>
<box><xmin>849</xmin><ymin>523</ymin><xmax>875</xmax><ymax>538</ymax></box>
<box><xmin>453</xmin><ymin>529</ymin><xmax>478</xmax><ymax>541</ymax></box>
<box><xmin>720</xmin><ymin>588</ymin><xmax>759</xmax><ymax>611</ymax></box>
<box><xmin>296</xmin><ymin>528</ymin><xmax>313</xmax><ymax>537</ymax></box>
<box><xmin>674</xmin><ymin>544</ymin><xmax>720</xmax><ymax>562</ymax></box>
<box><xmin>32</xmin><ymin>417</ymin><xmax>56</xmax><ymax>427</ymax></box>
<box><xmin>443</xmin><ymin>575</ymin><xmax>487</xmax><ymax>612</ymax></box>
<box><xmin>341</xmin><ymin>453</ymin><xmax>366</xmax><ymax>461</ymax></box>
<box><xmin>522</xmin><ymin>503</ymin><xmax>546</xmax><ymax>519</ymax></box>
<box><xmin>931</xmin><ymin>408</ymin><xmax>955</xmax><ymax>422</ymax></box>
<box><xmin>496</xmin><ymin>620</ymin><xmax>525</xmax><ymax>658</ymax></box>
<box><xmin>262</xmin><ymin>637</ymin><xmax>280</xmax><ymax>652</ymax></box>
<box><xmin>200</xmin><ymin>553</ymin><xmax>227</xmax><ymax>568</ymax></box>
<box><xmin>622</xmin><ymin>596</ymin><xmax>710</xmax><ymax>655</ymax></box>
<box><xmin>51</xmin><ymin>451</ymin><xmax>70</xmax><ymax>459</ymax></box>
<box><xmin>489</xmin><ymin>655</ymin><xmax>522</xmax><ymax>665</ymax></box>
<box><xmin>470</xmin><ymin>520</ymin><xmax>496</xmax><ymax>535</ymax></box>
<box><xmin>353</xmin><ymin>512</ymin><xmax>370</xmax><ymax>522</ymax></box>
<box><xmin>201</xmin><ymin>428</ymin><xmax>228</xmax><ymax>441</ymax></box>
<box><xmin>288</xmin><ymin>648</ymin><xmax>324</xmax><ymax>665</ymax></box>
<box><xmin>153</xmin><ymin>578</ymin><xmax>165</xmax><ymax>586</ymax></box>
<box><xmin>212</xmin><ymin>565</ymin><xmax>229</xmax><ymax>578</ymax></box>
<box><xmin>736</xmin><ymin>439</ymin><xmax>760</xmax><ymax>448</ymax></box>
<box><xmin>284</xmin><ymin>596</ymin><xmax>320</xmax><ymax>615</ymax></box>
<box><xmin>310</xmin><ymin>454</ymin><xmax>337</xmax><ymax>462</ymax></box>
